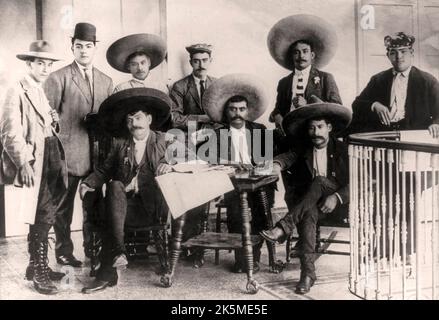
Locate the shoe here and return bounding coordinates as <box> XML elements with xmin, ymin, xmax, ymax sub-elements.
<box><xmin>81</xmin><ymin>279</ymin><xmax>117</xmax><ymax>294</ymax></box>
<box><xmin>33</xmin><ymin>237</ymin><xmax>58</xmax><ymax>295</ymax></box>
<box><xmin>112</xmin><ymin>253</ymin><xmax>128</xmax><ymax>268</ymax></box>
<box><xmin>56</xmin><ymin>254</ymin><xmax>82</xmax><ymax>267</ymax></box>
<box><xmin>260</xmin><ymin>228</ymin><xmax>283</xmax><ymax>244</ymax></box>
<box><xmin>295</xmin><ymin>274</ymin><xmax>315</xmax><ymax>295</ymax></box>
<box><xmin>231</xmin><ymin>262</ymin><xmax>260</xmax><ymax>274</ymax></box>
<box><xmin>25</xmin><ymin>264</ymin><xmax>65</xmax><ymax>281</ymax></box>
<box><xmin>193</xmin><ymin>256</ymin><xmax>205</xmax><ymax>269</ymax></box>
<box><xmin>289</xmin><ymin>247</ymin><xmax>302</xmax><ymax>259</ymax></box>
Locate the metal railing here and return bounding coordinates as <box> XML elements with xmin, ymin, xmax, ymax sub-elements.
<box><xmin>348</xmin><ymin>131</ymin><xmax>439</xmax><ymax>300</ymax></box>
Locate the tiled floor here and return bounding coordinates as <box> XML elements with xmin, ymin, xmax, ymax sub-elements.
<box><xmin>0</xmin><ymin>226</ymin><xmax>357</xmax><ymax>300</ymax></box>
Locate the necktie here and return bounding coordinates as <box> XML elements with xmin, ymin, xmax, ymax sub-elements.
<box><xmin>84</xmin><ymin>68</ymin><xmax>93</xmax><ymax>96</ymax></box>
<box><xmin>200</xmin><ymin>80</ymin><xmax>205</xmax><ymax>99</ymax></box>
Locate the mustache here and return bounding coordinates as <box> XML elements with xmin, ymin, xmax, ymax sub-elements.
<box><xmin>231</xmin><ymin>116</ymin><xmax>244</xmax><ymax>121</ymax></box>
<box><xmin>311</xmin><ymin>136</ymin><xmax>324</xmax><ymax>140</ymax></box>
<box><xmin>131</xmin><ymin>126</ymin><xmax>145</xmax><ymax>130</ymax></box>
<box><xmin>197</xmin><ymin>68</ymin><xmax>207</xmax><ymax>71</ymax></box>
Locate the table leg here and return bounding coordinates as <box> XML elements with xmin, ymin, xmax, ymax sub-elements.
<box><xmin>240</xmin><ymin>191</ymin><xmax>259</xmax><ymax>294</ymax></box>
<box><xmin>257</xmin><ymin>188</ymin><xmax>285</xmax><ymax>274</ymax></box>
<box><xmin>160</xmin><ymin>213</ymin><xmax>186</xmax><ymax>288</ymax></box>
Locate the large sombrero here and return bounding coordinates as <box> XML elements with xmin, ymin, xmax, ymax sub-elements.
<box><xmin>16</xmin><ymin>40</ymin><xmax>61</xmax><ymax>61</ymax></box>
<box><xmin>106</xmin><ymin>33</ymin><xmax>167</xmax><ymax>73</ymax></box>
<box><xmin>203</xmin><ymin>73</ymin><xmax>268</xmax><ymax>123</ymax></box>
<box><xmin>267</xmin><ymin>14</ymin><xmax>338</xmax><ymax>70</ymax></box>
<box><xmin>282</xmin><ymin>98</ymin><xmax>352</xmax><ymax>138</ymax></box>
<box><xmin>98</xmin><ymin>88</ymin><xmax>171</xmax><ymax>137</ymax></box>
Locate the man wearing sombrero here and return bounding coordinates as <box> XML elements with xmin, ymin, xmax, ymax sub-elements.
<box><xmin>350</xmin><ymin>32</ymin><xmax>439</xmax><ymax>138</ymax></box>
<box><xmin>260</xmin><ymin>99</ymin><xmax>352</xmax><ymax>294</ymax></box>
<box><xmin>44</xmin><ymin>22</ymin><xmax>113</xmax><ymax>267</ymax></box>
<box><xmin>0</xmin><ymin>41</ymin><xmax>67</xmax><ymax>294</ymax></box>
<box><xmin>203</xmin><ymin>74</ymin><xmax>275</xmax><ymax>273</ymax></box>
<box><xmin>78</xmin><ymin>88</ymin><xmax>174</xmax><ymax>293</ymax></box>
<box><xmin>267</xmin><ymin>14</ymin><xmax>342</xmax><ymax>135</ymax></box>
<box><xmin>108</xmin><ymin>33</ymin><xmax>168</xmax><ymax>93</ymax></box>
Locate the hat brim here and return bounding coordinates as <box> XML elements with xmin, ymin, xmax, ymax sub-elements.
<box><xmin>267</xmin><ymin>14</ymin><xmax>338</xmax><ymax>70</ymax></box>
<box><xmin>203</xmin><ymin>74</ymin><xmax>268</xmax><ymax>123</ymax></box>
<box><xmin>98</xmin><ymin>88</ymin><xmax>171</xmax><ymax>137</ymax></box>
<box><xmin>106</xmin><ymin>34</ymin><xmax>167</xmax><ymax>73</ymax></box>
<box><xmin>16</xmin><ymin>51</ymin><xmax>61</xmax><ymax>61</ymax></box>
<box><xmin>282</xmin><ymin>103</ymin><xmax>352</xmax><ymax>138</ymax></box>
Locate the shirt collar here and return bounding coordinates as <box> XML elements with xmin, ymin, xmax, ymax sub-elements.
<box><xmin>313</xmin><ymin>146</ymin><xmax>327</xmax><ymax>153</ymax></box>
<box><xmin>132</xmin><ymin>77</ymin><xmax>147</xmax><ymax>85</ymax></box>
<box><xmin>133</xmin><ymin>132</ymin><xmax>149</xmax><ymax>144</ymax></box>
<box><xmin>192</xmin><ymin>74</ymin><xmax>207</xmax><ymax>84</ymax></box>
<box><xmin>294</xmin><ymin>65</ymin><xmax>312</xmax><ymax>77</ymax></box>
<box><xmin>75</xmin><ymin>60</ymin><xmax>93</xmax><ymax>72</ymax></box>
<box><xmin>230</xmin><ymin>124</ymin><xmax>247</xmax><ymax>134</ymax></box>
<box><xmin>393</xmin><ymin>66</ymin><xmax>411</xmax><ymax>78</ymax></box>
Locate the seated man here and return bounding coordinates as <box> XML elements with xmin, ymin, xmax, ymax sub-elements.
<box><xmin>79</xmin><ymin>88</ymin><xmax>175</xmax><ymax>293</ymax></box>
<box><xmin>202</xmin><ymin>74</ymin><xmax>275</xmax><ymax>273</ymax></box>
<box><xmin>260</xmin><ymin>98</ymin><xmax>352</xmax><ymax>294</ymax></box>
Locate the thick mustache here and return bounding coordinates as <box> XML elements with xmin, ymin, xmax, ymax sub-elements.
<box><xmin>131</xmin><ymin>126</ymin><xmax>145</xmax><ymax>130</ymax></box>
<box><xmin>231</xmin><ymin>116</ymin><xmax>244</xmax><ymax>121</ymax></box>
<box><xmin>311</xmin><ymin>136</ymin><xmax>324</xmax><ymax>140</ymax></box>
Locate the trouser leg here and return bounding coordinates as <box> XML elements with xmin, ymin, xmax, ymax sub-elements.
<box><xmin>105</xmin><ymin>181</ymin><xmax>128</xmax><ymax>255</ymax></box>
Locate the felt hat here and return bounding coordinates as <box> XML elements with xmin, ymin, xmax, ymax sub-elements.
<box><xmin>203</xmin><ymin>73</ymin><xmax>268</xmax><ymax>123</ymax></box>
<box><xmin>106</xmin><ymin>33</ymin><xmax>167</xmax><ymax>73</ymax></box>
<box><xmin>16</xmin><ymin>40</ymin><xmax>61</xmax><ymax>61</ymax></box>
<box><xmin>267</xmin><ymin>14</ymin><xmax>337</xmax><ymax>70</ymax></box>
<box><xmin>72</xmin><ymin>22</ymin><xmax>98</xmax><ymax>42</ymax></box>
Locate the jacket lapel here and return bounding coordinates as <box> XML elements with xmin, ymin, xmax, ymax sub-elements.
<box><xmin>305</xmin><ymin>66</ymin><xmax>321</xmax><ymax>99</ymax></box>
<box><xmin>405</xmin><ymin>67</ymin><xmax>417</xmax><ymax>124</ymax></box>
<box><xmin>20</xmin><ymin>78</ymin><xmax>47</xmax><ymax>124</ymax></box>
<box><xmin>327</xmin><ymin>138</ymin><xmax>336</xmax><ymax>178</ymax></box>
<box><xmin>286</xmin><ymin>72</ymin><xmax>294</xmax><ymax>109</ymax></box>
<box><xmin>70</xmin><ymin>62</ymin><xmax>92</xmax><ymax>105</ymax></box>
<box><xmin>188</xmin><ymin>76</ymin><xmax>202</xmax><ymax>109</ymax></box>
<box><xmin>304</xmin><ymin>147</ymin><xmax>313</xmax><ymax>176</ymax></box>
<box><xmin>384</xmin><ymin>68</ymin><xmax>394</xmax><ymax>107</ymax></box>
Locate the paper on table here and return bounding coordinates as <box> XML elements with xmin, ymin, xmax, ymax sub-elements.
<box><xmin>155</xmin><ymin>170</ymin><xmax>234</xmax><ymax>219</ymax></box>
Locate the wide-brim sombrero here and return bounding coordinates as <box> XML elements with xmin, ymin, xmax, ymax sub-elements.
<box><xmin>98</xmin><ymin>87</ymin><xmax>171</xmax><ymax>137</ymax></box>
<box><xmin>267</xmin><ymin>14</ymin><xmax>338</xmax><ymax>70</ymax></box>
<box><xmin>203</xmin><ymin>73</ymin><xmax>268</xmax><ymax>123</ymax></box>
<box><xmin>282</xmin><ymin>101</ymin><xmax>352</xmax><ymax>138</ymax></box>
<box><xmin>106</xmin><ymin>33</ymin><xmax>167</xmax><ymax>73</ymax></box>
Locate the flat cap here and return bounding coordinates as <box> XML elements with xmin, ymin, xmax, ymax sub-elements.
<box><xmin>185</xmin><ymin>43</ymin><xmax>213</xmax><ymax>55</ymax></box>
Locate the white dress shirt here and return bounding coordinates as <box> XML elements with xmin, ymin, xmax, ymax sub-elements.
<box><xmin>230</xmin><ymin>126</ymin><xmax>252</xmax><ymax>165</ymax></box>
<box><xmin>291</xmin><ymin>65</ymin><xmax>312</xmax><ymax>99</ymax></box>
<box><xmin>313</xmin><ymin>146</ymin><xmax>327</xmax><ymax>178</ymax></box>
<box><xmin>389</xmin><ymin>67</ymin><xmax>411</xmax><ymax>122</ymax></box>
<box><xmin>125</xmin><ymin>134</ymin><xmax>149</xmax><ymax>194</ymax></box>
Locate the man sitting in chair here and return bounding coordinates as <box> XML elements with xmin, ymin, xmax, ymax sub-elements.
<box><xmin>202</xmin><ymin>74</ymin><xmax>275</xmax><ymax>273</ymax></box>
<box><xmin>79</xmin><ymin>88</ymin><xmax>174</xmax><ymax>293</ymax></box>
<box><xmin>260</xmin><ymin>98</ymin><xmax>352</xmax><ymax>294</ymax></box>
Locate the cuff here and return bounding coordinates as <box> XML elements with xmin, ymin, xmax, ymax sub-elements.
<box><xmin>334</xmin><ymin>192</ymin><xmax>343</xmax><ymax>205</ymax></box>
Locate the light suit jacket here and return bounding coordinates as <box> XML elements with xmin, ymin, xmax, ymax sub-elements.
<box><xmin>0</xmin><ymin>76</ymin><xmax>68</xmax><ymax>223</ymax></box>
<box><xmin>43</xmin><ymin>62</ymin><xmax>113</xmax><ymax>176</ymax></box>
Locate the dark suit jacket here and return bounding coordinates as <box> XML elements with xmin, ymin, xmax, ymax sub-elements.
<box><xmin>212</xmin><ymin>121</ymin><xmax>269</xmax><ymax>166</ymax></box>
<box><xmin>43</xmin><ymin>62</ymin><xmax>113</xmax><ymax>176</ymax></box>
<box><xmin>274</xmin><ymin>136</ymin><xmax>349</xmax><ymax>205</ymax></box>
<box><xmin>350</xmin><ymin>66</ymin><xmax>439</xmax><ymax>134</ymax></box>
<box><xmin>169</xmin><ymin>74</ymin><xmax>216</xmax><ymax>129</ymax></box>
<box><xmin>270</xmin><ymin>66</ymin><xmax>342</xmax><ymax>121</ymax></box>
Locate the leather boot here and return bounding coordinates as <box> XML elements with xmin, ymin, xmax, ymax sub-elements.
<box><xmin>25</xmin><ymin>233</ymin><xmax>65</xmax><ymax>281</ymax></box>
<box><xmin>32</xmin><ymin>233</ymin><xmax>58</xmax><ymax>295</ymax></box>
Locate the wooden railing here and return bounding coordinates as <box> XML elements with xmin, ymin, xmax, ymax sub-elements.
<box><xmin>348</xmin><ymin>131</ymin><xmax>439</xmax><ymax>300</ymax></box>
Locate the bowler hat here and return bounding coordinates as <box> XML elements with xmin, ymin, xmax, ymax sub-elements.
<box><xmin>16</xmin><ymin>40</ymin><xmax>61</xmax><ymax>61</ymax></box>
<box><xmin>267</xmin><ymin>14</ymin><xmax>337</xmax><ymax>70</ymax></box>
<box><xmin>282</xmin><ymin>97</ymin><xmax>352</xmax><ymax>138</ymax></box>
<box><xmin>72</xmin><ymin>22</ymin><xmax>98</xmax><ymax>42</ymax></box>
<box><xmin>106</xmin><ymin>33</ymin><xmax>167</xmax><ymax>73</ymax></box>
<box><xmin>98</xmin><ymin>88</ymin><xmax>171</xmax><ymax>137</ymax></box>
<box><xmin>203</xmin><ymin>73</ymin><xmax>268</xmax><ymax>123</ymax></box>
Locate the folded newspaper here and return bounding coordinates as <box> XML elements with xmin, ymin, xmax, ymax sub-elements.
<box><xmin>155</xmin><ymin>163</ymin><xmax>235</xmax><ymax>219</ymax></box>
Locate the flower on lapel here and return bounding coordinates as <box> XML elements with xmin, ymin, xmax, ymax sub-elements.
<box><xmin>124</xmin><ymin>156</ymin><xmax>129</xmax><ymax>165</ymax></box>
<box><xmin>313</xmin><ymin>76</ymin><xmax>321</xmax><ymax>85</ymax></box>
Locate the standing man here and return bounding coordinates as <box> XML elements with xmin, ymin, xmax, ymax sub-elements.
<box><xmin>203</xmin><ymin>74</ymin><xmax>275</xmax><ymax>273</ymax></box>
<box><xmin>44</xmin><ymin>22</ymin><xmax>113</xmax><ymax>267</ymax></box>
<box><xmin>267</xmin><ymin>14</ymin><xmax>342</xmax><ymax>136</ymax></box>
<box><xmin>108</xmin><ymin>33</ymin><xmax>168</xmax><ymax>93</ymax></box>
<box><xmin>0</xmin><ymin>41</ymin><xmax>68</xmax><ymax>294</ymax></box>
<box><xmin>79</xmin><ymin>88</ymin><xmax>174</xmax><ymax>293</ymax></box>
<box><xmin>169</xmin><ymin>43</ymin><xmax>217</xmax><ymax>265</ymax></box>
<box><xmin>169</xmin><ymin>43</ymin><xmax>217</xmax><ymax>131</ymax></box>
<box><xmin>350</xmin><ymin>32</ymin><xmax>439</xmax><ymax>138</ymax></box>
<box><xmin>260</xmin><ymin>99</ymin><xmax>352</xmax><ymax>294</ymax></box>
